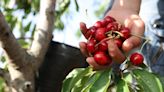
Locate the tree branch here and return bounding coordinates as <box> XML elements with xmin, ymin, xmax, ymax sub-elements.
<box><xmin>0</xmin><ymin>11</ymin><xmax>28</xmax><ymax>68</ymax></box>
<box><xmin>0</xmin><ymin>11</ymin><xmax>36</xmax><ymax>92</ymax></box>
<box><xmin>29</xmin><ymin>0</ymin><xmax>56</xmax><ymax>69</ymax></box>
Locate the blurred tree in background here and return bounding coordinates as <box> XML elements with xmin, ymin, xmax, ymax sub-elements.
<box><xmin>0</xmin><ymin>0</ymin><xmax>109</xmax><ymax>92</ymax></box>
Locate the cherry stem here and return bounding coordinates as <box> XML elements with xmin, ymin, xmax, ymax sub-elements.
<box><xmin>95</xmin><ymin>37</ymin><xmax>113</xmax><ymax>47</ymax></box>
<box><xmin>139</xmin><ymin>39</ymin><xmax>150</xmax><ymax>53</ymax></box>
<box><xmin>130</xmin><ymin>33</ymin><xmax>150</xmax><ymax>53</ymax></box>
<box><xmin>131</xmin><ymin>33</ymin><xmax>149</xmax><ymax>41</ymax></box>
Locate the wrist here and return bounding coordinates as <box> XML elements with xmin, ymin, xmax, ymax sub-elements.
<box><xmin>105</xmin><ymin>10</ymin><xmax>139</xmax><ymax>24</ymax></box>
<box><xmin>105</xmin><ymin>0</ymin><xmax>141</xmax><ymax>24</ymax></box>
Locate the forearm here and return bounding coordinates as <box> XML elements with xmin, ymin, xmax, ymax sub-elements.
<box><xmin>112</xmin><ymin>0</ymin><xmax>141</xmax><ymax>13</ymax></box>
<box><xmin>106</xmin><ymin>0</ymin><xmax>141</xmax><ymax>23</ymax></box>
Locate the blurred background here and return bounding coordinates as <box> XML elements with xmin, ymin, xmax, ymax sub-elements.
<box><xmin>0</xmin><ymin>0</ymin><xmax>110</xmax><ymax>90</ymax></box>
<box><xmin>0</xmin><ymin>0</ymin><xmax>110</xmax><ymax>65</ymax></box>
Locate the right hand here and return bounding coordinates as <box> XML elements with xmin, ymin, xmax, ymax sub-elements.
<box><xmin>79</xmin><ymin>0</ymin><xmax>145</xmax><ymax>70</ymax></box>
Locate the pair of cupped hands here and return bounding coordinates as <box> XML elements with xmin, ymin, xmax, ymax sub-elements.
<box><xmin>79</xmin><ymin>11</ymin><xmax>145</xmax><ymax>70</ymax></box>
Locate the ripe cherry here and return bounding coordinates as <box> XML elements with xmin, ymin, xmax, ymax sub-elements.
<box><xmin>104</xmin><ymin>16</ymin><xmax>116</xmax><ymax>23</ymax></box>
<box><xmin>101</xmin><ymin>19</ymin><xmax>108</xmax><ymax>27</ymax></box>
<box><xmin>94</xmin><ymin>51</ymin><xmax>112</xmax><ymax>65</ymax></box>
<box><xmin>106</xmin><ymin>22</ymin><xmax>118</xmax><ymax>31</ymax></box>
<box><xmin>114</xmin><ymin>39</ymin><xmax>123</xmax><ymax>49</ymax></box>
<box><xmin>98</xmin><ymin>41</ymin><xmax>108</xmax><ymax>51</ymax></box>
<box><xmin>93</xmin><ymin>21</ymin><xmax>103</xmax><ymax>28</ymax></box>
<box><xmin>80</xmin><ymin>16</ymin><xmax>134</xmax><ymax>67</ymax></box>
<box><xmin>130</xmin><ymin>52</ymin><xmax>144</xmax><ymax>66</ymax></box>
<box><xmin>95</xmin><ymin>28</ymin><xmax>107</xmax><ymax>42</ymax></box>
<box><xmin>87</xmin><ymin>38</ymin><xmax>96</xmax><ymax>53</ymax></box>
<box><xmin>120</xmin><ymin>27</ymin><xmax>131</xmax><ymax>40</ymax></box>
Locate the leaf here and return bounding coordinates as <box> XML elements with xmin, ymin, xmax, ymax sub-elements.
<box><xmin>54</xmin><ymin>19</ymin><xmax>64</xmax><ymax>30</ymax></box>
<box><xmin>0</xmin><ymin>77</ymin><xmax>5</xmax><ymax>92</ymax></box>
<box><xmin>132</xmin><ymin>69</ymin><xmax>163</xmax><ymax>92</ymax></box>
<box><xmin>90</xmin><ymin>69</ymin><xmax>112</xmax><ymax>92</ymax></box>
<box><xmin>18</xmin><ymin>39</ymin><xmax>30</xmax><ymax>48</ymax></box>
<box><xmin>0</xmin><ymin>56</ymin><xmax>6</xmax><ymax>63</ymax></box>
<box><xmin>74</xmin><ymin>0</ymin><xmax>79</xmax><ymax>11</ymax></box>
<box><xmin>116</xmin><ymin>79</ymin><xmax>130</xmax><ymax>92</ymax></box>
<box><xmin>81</xmin><ymin>73</ymin><xmax>101</xmax><ymax>92</ymax></box>
<box><xmin>24</xmin><ymin>22</ymin><xmax>32</xmax><ymax>32</ymax></box>
<box><xmin>75</xmin><ymin>29</ymin><xmax>82</xmax><ymax>38</ymax></box>
<box><xmin>71</xmin><ymin>74</ymin><xmax>94</xmax><ymax>92</ymax></box>
<box><xmin>62</xmin><ymin>67</ymin><xmax>93</xmax><ymax>92</ymax></box>
<box><xmin>62</xmin><ymin>77</ymin><xmax>73</xmax><ymax>92</ymax></box>
<box><xmin>31</xmin><ymin>0</ymin><xmax>40</xmax><ymax>12</ymax></box>
<box><xmin>139</xmin><ymin>63</ymin><xmax>149</xmax><ymax>70</ymax></box>
<box><xmin>156</xmin><ymin>75</ymin><xmax>164</xmax><ymax>91</ymax></box>
<box><xmin>57</xmin><ymin>0</ymin><xmax>70</xmax><ymax>16</ymax></box>
<box><xmin>10</xmin><ymin>17</ymin><xmax>17</xmax><ymax>30</ymax></box>
<box><xmin>123</xmin><ymin>72</ymin><xmax>133</xmax><ymax>84</ymax></box>
<box><xmin>31</xmin><ymin>24</ymin><xmax>36</xmax><ymax>37</ymax></box>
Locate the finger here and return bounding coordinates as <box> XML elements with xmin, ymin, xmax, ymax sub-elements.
<box><xmin>80</xmin><ymin>22</ymin><xmax>88</xmax><ymax>35</ymax></box>
<box><xmin>86</xmin><ymin>57</ymin><xmax>111</xmax><ymax>70</ymax></box>
<box><xmin>122</xmin><ymin>36</ymin><xmax>141</xmax><ymax>52</ymax></box>
<box><xmin>123</xmin><ymin>15</ymin><xmax>145</xmax><ymax>52</ymax></box>
<box><xmin>79</xmin><ymin>42</ymin><xmax>89</xmax><ymax>57</ymax></box>
<box><xmin>107</xmin><ymin>39</ymin><xmax>126</xmax><ymax>64</ymax></box>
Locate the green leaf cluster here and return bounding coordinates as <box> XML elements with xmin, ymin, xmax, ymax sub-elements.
<box><xmin>62</xmin><ymin>67</ymin><xmax>164</xmax><ymax>92</ymax></box>
<box><xmin>62</xmin><ymin>67</ymin><xmax>112</xmax><ymax>92</ymax></box>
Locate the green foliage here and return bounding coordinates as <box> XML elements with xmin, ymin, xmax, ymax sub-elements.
<box><xmin>132</xmin><ymin>69</ymin><xmax>163</xmax><ymax>92</ymax></box>
<box><xmin>55</xmin><ymin>0</ymin><xmax>70</xmax><ymax>30</ymax></box>
<box><xmin>74</xmin><ymin>0</ymin><xmax>79</xmax><ymax>11</ymax></box>
<box><xmin>0</xmin><ymin>0</ymin><xmax>75</xmax><ymax>89</ymax></box>
<box><xmin>75</xmin><ymin>29</ymin><xmax>82</xmax><ymax>38</ymax></box>
<box><xmin>0</xmin><ymin>77</ymin><xmax>5</xmax><ymax>92</ymax></box>
<box><xmin>62</xmin><ymin>65</ymin><xmax>164</xmax><ymax>92</ymax></box>
<box><xmin>94</xmin><ymin>0</ymin><xmax>110</xmax><ymax>18</ymax></box>
<box><xmin>17</xmin><ymin>39</ymin><xmax>30</xmax><ymax>49</ymax></box>
<box><xmin>62</xmin><ymin>67</ymin><xmax>112</xmax><ymax>92</ymax></box>
<box><xmin>62</xmin><ymin>67</ymin><xmax>93</xmax><ymax>92</ymax></box>
<box><xmin>0</xmin><ymin>0</ymin><xmax>82</xmax><ymax>48</ymax></box>
<box><xmin>116</xmin><ymin>79</ymin><xmax>130</xmax><ymax>92</ymax></box>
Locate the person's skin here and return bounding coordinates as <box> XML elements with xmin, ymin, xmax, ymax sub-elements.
<box><xmin>79</xmin><ymin>0</ymin><xmax>145</xmax><ymax>70</ymax></box>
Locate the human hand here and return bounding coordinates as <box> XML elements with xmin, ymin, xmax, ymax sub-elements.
<box><xmin>79</xmin><ymin>7</ymin><xmax>145</xmax><ymax>70</ymax></box>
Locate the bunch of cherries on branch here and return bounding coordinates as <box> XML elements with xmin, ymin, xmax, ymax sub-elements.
<box><xmin>80</xmin><ymin>16</ymin><xmax>144</xmax><ymax>67</ymax></box>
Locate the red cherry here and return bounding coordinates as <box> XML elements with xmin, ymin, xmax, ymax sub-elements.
<box><xmin>93</xmin><ymin>21</ymin><xmax>103</xmax><ymax>28</ymax></box>
<box><xmin>130</xmin><ymin>52</ymin><xmax>144</xmax><ymax>66</ymax></box>
<box><xmin>114</xmin><ymin>39</ymin><xmax>123</xmax><ymax>49</ymax></box>
<box><xmin>94</xmin><ymin>51</ymin><xmax>112</xmax><ymax>65</ymax></box>
<box><xmin>101</xmin><ymin>19</ymin><xmax>108</xmax><ymax>27</ymax></box>
<box><xmin>106</xmin><ymin>22</ymin><xmax>118</xmax><ymax>31</ymax></box>
<box><xmin>98</xmin><ymin>41</ymin><xmax>108</xmax><ymax>51</ymax></box>
<box><xmin>120</xmin><ymin>27</ymin><xmax>131</xmax><ymax>40</ymax></box>
<box><xmin>87</xmin><ymin>38</ymin><xmax>97</xmax><ymax>53</ymax></box>
<box><xmin>95</xmin><ymin>28</ymin><xmax>107</xmax><ymax>42</ymax></box>
<box><xmin>104</xmin><ymin>16</ymin><xmax>116</xmax><ymax>23</ymax></box>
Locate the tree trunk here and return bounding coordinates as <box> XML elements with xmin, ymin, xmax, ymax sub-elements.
<box><xmin>0</xmin><ymin>0</ymin><xmax>56</xmax><ymax>92</ymax></box>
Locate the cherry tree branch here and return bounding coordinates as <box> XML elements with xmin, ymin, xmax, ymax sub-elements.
<box><xmin>0</xmin><ymin>11</ymin><xmax>28</xmax><ymax>69</ymax></box>
<box><xmin>0</xmin><ymin>11</ymin><xmax>36</xmax><ymax>91</ymax></box>
<box><xmin>29</xmin><ymin>0</ymin><xmax>56</xmax><ymax>69</ymax></box>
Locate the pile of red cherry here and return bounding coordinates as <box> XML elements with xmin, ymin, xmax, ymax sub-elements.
<box><xmin>80</xmin><ymin>16</ymin><xmax>144</xmax><ymax>66</ymax></box>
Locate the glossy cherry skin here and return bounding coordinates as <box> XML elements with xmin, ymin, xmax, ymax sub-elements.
<box><xmin>95</xmin><ymin>28</ymin><xmax>107</xmax><ymax>42</ymax></box>
<box><xmin>94</xmin><ymin>51</ymin><xmax>112</xmax><ymax>65</ymax></box>
<box><xmin>130</xmin><ymin>52</ymin><xmax>144</xmax><ymax>66</ymax></box>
